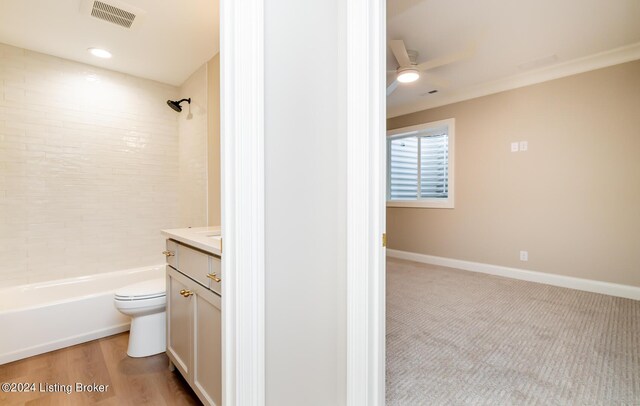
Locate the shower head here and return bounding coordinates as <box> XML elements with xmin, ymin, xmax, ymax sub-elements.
<box><xmin>167</xmin><ymin>98</ymin><xmax>191</xmax><ymax>112</ymax></box>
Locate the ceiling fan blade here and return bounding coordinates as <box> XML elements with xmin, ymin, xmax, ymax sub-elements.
<box><xmin>417</xmin><ymin>44</ymin><xmax>476</xmax><ymax>71</ymax></box>
<box><xmin>389</xmin><ymin>40</ymin><xmax>411</xmax><ymax>67</ymax></box>
<box><xmin>386</xmin><ymin>79</ymin><xmax>399</xmax><ymax>96</ymax></box>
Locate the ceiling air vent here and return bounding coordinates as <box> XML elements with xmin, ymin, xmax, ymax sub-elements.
<box><xmin>91</xmin><ymin>1</ymin><xmax>135</xmax><ymax>28</ymax></box>
<box><xmin>80</xmin><ymin>0</ymin><xmax>146</xmax><ymax>30</ymax></box>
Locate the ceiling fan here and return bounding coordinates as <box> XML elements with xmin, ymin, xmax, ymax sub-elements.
<box><xmin>387</xmin><ymin>39</ymin><xmax>475</xmax><ymax>96</ymax></box>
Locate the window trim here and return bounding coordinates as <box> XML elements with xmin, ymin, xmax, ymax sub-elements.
<box><xmin>387</xmin><ymin>118</ymin><xmax>455</xmax><ymax>209</ymax></box>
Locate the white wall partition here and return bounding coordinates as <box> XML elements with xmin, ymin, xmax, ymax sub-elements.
<box><xmin>221</xmin><ymin>0</ymin><xmax>386</xmax><ymax>404</ymax></box>
<box><xmin>263</xmin><ymin>0</ymin><xmax>346</xmax><ymax>402</ymax></box>
<box><xmin>0</xmin><ymin>42</ymin><xmax>180</xmax><ymax>286</ymax></box>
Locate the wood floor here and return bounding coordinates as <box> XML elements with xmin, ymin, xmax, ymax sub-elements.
<box><xmin>0</xmin><ymin>333</ymin><xmax>201</xmax><ymax>406</ymax></box>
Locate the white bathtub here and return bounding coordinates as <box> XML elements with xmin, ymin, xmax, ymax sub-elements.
<box><xmin>0</xmin><ymin>265</ymin><xmax>165</xmax><ymax>365</ymax></box>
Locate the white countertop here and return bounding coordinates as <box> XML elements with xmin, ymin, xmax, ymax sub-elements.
<box><xmin>161</xmin><ymin>226</ymin><xmax>222</xmax><ymax>256</ymax></box>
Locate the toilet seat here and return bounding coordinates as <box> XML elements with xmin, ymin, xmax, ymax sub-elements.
<box><xmin>115</xmin><ymin>278</ymin><xmax>166</xmax><ymax>301</ymax></box>
<box><xmin>115</xmin><ymin>292</ymin><xmax>165</xmax><ymax>300</ymax></box>
<box><xmin>114</xmin><ymin>294</ymin><xmax>166</xmax><ymax>310</ymax></box>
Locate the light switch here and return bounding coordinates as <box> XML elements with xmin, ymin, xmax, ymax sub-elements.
<box><xmin>511</xmin><ymin>142</ymin><xmax>519</xmax><ymax>152</ymax></box>
<box><xmin>519</xmin><ymin>141</ymin><xmax>528</xmax><ymax>151</ymax></box>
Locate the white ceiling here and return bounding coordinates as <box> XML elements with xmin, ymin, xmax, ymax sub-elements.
<box><xmin>1</xmin><ymin>0</ymin><xmax>636</xmax><ymax>106</ymax></box>
<box><xmin>387</xmin><ymin>0</ymin><xmax>640</xmax><ymax>117</ymax></box>
<box><xmin>0</xmin><ymin>0</ymin><xmax>219</xmax><ymax>86</ymax></box>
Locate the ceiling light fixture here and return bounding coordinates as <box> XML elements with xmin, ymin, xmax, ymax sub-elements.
<box><xmin>396</xmin><ymin>67</ymin><xmax>419</xmax><ymax>83</ymax></box>
<box><xmin>88</xmin><ymin>48</ymin><xmax>112</xmax><ymax>59</ymax></box>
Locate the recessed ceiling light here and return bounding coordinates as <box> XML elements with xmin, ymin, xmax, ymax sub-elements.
<box><xmin>88</xmin><ymin>48</ymin><xmax>112</xmax><ymax>59</ymax></box>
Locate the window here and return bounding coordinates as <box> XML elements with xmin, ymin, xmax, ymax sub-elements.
<box><xmin>387</xmin><ymin>118</ymin><xmax>454</xmax><ymax>208</ymax></box>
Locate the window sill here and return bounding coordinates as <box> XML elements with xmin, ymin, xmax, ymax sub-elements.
<box><xmin>386</xmin><ymin>200</ymin><xmax>454</xmax><ymax>209</ymax></box>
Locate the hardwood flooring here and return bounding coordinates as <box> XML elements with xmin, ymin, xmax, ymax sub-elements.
<box><xmin>0</xmin><ymin>333</ymin><xmax>201</xmax><ymax>406</ymax></box>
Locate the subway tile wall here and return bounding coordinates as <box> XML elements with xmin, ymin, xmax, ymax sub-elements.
<box><xmin>178</xmin><ymin>64</ymin><xmax>207</xmax><ymax>227</ymax></box>
<box><xmin>0</xmin><ymin>43</ymin><xmax>181</xmax><ymax>287</ymax></box>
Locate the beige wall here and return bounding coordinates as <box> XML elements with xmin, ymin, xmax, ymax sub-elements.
<box><xmin>207</xmin><ymin>54</ymin><xmax>221</xmax><ymax>226</ymax></box>
<box><xmin>387</xmin><ymin>60</ymin><xmax>640</xmax><ymax>287</ymax></box>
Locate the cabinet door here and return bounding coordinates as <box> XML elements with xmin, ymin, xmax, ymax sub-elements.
<box><xmin>193</xmin><ymin>286</ymin><xmax>222</xmax><ymax>406</ymax></box>
<box><xmin>166</xmin><ymin>267</ymin><xmax>193</xmax><ymax>377</ymax></box>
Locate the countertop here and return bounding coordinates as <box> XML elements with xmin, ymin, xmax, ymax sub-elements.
<box><xmin>161</xmin><ymin>226</ymin><xmax>222</xmax><ymax>256</ymax></box>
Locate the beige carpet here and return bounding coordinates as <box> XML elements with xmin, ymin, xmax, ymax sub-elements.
<box><xmin>386</xmin><ymin>257</ymin><xmax>640</xmax><ymax>405</ymax></box>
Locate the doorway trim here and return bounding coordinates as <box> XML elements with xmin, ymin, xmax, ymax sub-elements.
<box><xmin>346</xmin><ymin>0</ymin><xmax>386</xmax><ymax>404</ymax></box>
<box><xmin>220</xmin><ymin>0</ymin><xmax>265</xmax><ymax>404</ymax></box>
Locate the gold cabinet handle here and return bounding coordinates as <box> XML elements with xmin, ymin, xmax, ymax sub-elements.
<box><xmin>162</xmin><ymin>250</ymin><xmax>175</xmax><ymax>257</ymax></box>
<box><xmin>179</xmin><ymin>289</ymin><xmax>193</xmax><ymax>297</ymax></box>
<box><xmin>207</xmin><ymin>273</ymin><xmax>221</xmax><ymax>283</ymax></box>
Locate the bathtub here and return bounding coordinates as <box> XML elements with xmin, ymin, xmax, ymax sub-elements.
<box><xmin>0</xmin><ymin>265</ymin><xmax>165</xmax><ymax>365</ymax></box>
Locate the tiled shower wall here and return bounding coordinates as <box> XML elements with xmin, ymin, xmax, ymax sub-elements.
<box><xmin>178</xmin><ymin>64</ymin><xmax>208</xmax><ymax>227</ymax></box>
<box><xmin>0</xmin><ymin>43</ymin><xmax>181</xmax><ymax>287</ymax></box>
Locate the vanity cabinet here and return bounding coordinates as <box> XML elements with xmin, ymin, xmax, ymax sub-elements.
<box><xmin>166</xmin><ymin>240</ymin><xmax>222</xmax><ymax>406</ymax></box>
<box><xmin>167</xmin><ymin>270</ymin><xmax>192</xmax><ymax>376</ymax></box>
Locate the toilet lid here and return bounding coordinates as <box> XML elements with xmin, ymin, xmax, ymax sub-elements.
<box><xmin>115</xmin><ymin>278</ymin><xmax>166</xmax><ymax>300</ymax></box>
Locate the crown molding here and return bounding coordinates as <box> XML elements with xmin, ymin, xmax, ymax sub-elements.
<box><xmin>387</xmin><ymin>41</ymin><xmax>640</xmax><ymax>119</ymax></box>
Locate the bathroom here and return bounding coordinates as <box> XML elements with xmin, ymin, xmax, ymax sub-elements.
<box><xmin>0</xmin><ymin>0</ymin><xmax>220</xmax><ymax>404</ymax></box>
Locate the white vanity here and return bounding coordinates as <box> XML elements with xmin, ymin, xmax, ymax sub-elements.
<box><xmin>161</xmin><ymin>227</ymin><xmax>222</xmax><ymax>406</ymax></box>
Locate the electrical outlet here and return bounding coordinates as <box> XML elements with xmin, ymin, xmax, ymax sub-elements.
<box><xmin>519</xmin><ymin>250</ymin><xmax>528</xmax><ymax>261</ymax></box>
<box><xmin>519</xmin><ymin>141</ymin><xmax>528</xmax><ymax>151</ymax></box>
<box><xmin>511</xmin><ymin>142</ymin><xmax>519</xmax><ymax>152</ymax></box>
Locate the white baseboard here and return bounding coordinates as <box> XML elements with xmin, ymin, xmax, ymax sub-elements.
<box><xmin>0</xmin><ymin>323</ymin><xmax>130</xmax><ymax>365</ymax></box>
<box><xmin>387</xmin><ymin>249</ymin><xmax>640</xmax><ymax>301</ymax></box>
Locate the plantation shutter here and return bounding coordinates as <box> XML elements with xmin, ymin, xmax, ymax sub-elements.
<box><xmin>420</xmin><ymin>134</ymin><xmax>448</xmax><ymax>198</ymax></box>
<box><xmin>389</xmin><ymin>136</ymin><xmax>418</xmax><ymax>200</ymax></box>
<box><xmin>388</xmin><ymin>131</ymin><xmax>449</xmax><ymax>200</ymax></box>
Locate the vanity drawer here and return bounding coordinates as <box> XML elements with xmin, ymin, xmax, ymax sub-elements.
<box><xmin>164</xmin><ymin>239</ymin><xmax>178</xmax><ymax>268</ymax></box>
<box><xmin>166</xmin><ymin>239</ymin><xmax>221</xmax><ymax>293</ymax></box>
<box><xmin>208</xmin><ymin>257</ymin><xmax>222</xmax><ymax>295</ymax></box>
<box><xmin>176</xmin><ymin>243</ymin><xmax>212</xmax><ymax>289</ymax></box>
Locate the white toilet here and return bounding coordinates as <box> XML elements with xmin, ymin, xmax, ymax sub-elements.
<box><xmin>114</xmin><ymin>278</ymin><xmax>167</xmax><ymax>358</ymax></box>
